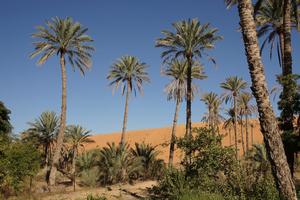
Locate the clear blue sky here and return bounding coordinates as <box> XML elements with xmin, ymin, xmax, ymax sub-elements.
<box><xmin>1</xmin><ymin>0</ymin><xmax>299</xmax><ymax>135</ymax></box>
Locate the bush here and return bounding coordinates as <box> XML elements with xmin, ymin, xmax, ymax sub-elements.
<box><xmin>179</xmin><ymin>191</ymin><xmax>225</xmax><ymax>200</ymax></box>
<box><xmin>80</xmin><ymin>168</ymin><xmax>99</xmax><ymax>187</ymax></box>
<box><xmin>86</xmin><ymin>194</ymin><xmax>107</xmax><ymax>200</ymax></box>
<box><xmin>130</xmin><ymin>142</ymin><xmax>165</xmax><ymax>179</ymax></box>
<box><xmin>97</xmin><ymin>143</ymin><xmax>143</xmax><ymax>185</ymax></box>
<box><xmin>0</xmin><ymin>141</ymin><xmax>41</xmax><ymax>197</ymax></box>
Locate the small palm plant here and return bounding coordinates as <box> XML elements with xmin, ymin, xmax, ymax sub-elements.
<box><xmin>220</xmin><ymin>76</ymin><xmax>247</xmax><ymax>158</ymax></box>
<box><xmin>65</xmin><ymin>125</ymin><xmax>95</xmax><ymax>191</ymax></box>
<box><xmin>130</xmin><ymin>143</ymin><xmax>164</xmax><ymax>179</ymax></box>
<box><xmin>97</xmin><ymin>143</ymin><xmax>142</xmax><ymax>185</ymax></box>
<box><xmin>26</xmin><ymin>111</ymin><xmax>59</xmax><ymax>183</ymax></box>
<box><xmin>107</xmin><ymin>56</ymin><xmax>150</xmax><ymax>146</ymax></box>
<box><xmin>223</xmin><ymin>108</ymin><xmax>237</xmax><ymax>146</ymax></box>
<box><xmin>30</xmin><ymin>17</ymin><xmax>94</xmax><ymax>185</ymax></box>
<box><xmin>156</xmin><ymin>18</ymin><xmax>222</xmax><ymax>138</ymax></box>
<box><xmin>162</xmin><ymin>59</ymin><xmax>206</xmax><ymax>166</ymax></box>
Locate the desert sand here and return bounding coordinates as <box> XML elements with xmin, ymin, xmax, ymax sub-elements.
<box><xmin>85</xmin><ymin>119</ymin><xmax>263</xmax><ymax>164</ymax></box>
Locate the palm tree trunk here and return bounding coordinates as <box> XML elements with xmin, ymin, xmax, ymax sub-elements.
<box><xmin>229</xmin><ymin>127</ymin><xmax>232</xmax><ymax>146</ymax></box>
<box><xmin>185</xmin><ymin>54</ymin><xmax>192</xmax><ymax>138</ymax></box>
<box><xmin>237</xmin><ymin>1</ymin><xmax>297</xmax><ymax>199</ymax></box>
<box><xmin>45</xmin><ymin>144</ymin><xmax>50</xmax><ymax>183</ymax></box>
<box><xmin>240</xmin><ymin>115</ymin><xmax>245</xmax><ymax>155</ymax></box>
<box><xmin>251</xmin><ymin>124</ymin><xmax>254</xmax><ymax>146</ymax></box>
<box><xmin>279</xmin><ymin>31</ymin><xmax>285</xmax><ymax>70</ymax></box>
<box><xmin>120</xmin><ymin>85</ymin><xmax>130</xmax><ymax>146</ymax></box>
<box><xmin>233</xmin><ymin>96</ymin><xmax>238</xmax><ymax>159</ymax></box>
<box><xmin>72</xmin><ymin>148</ymin><xmax>77</xmax><ymax>192</ymax></box>
<box><xmin>169</xmin><ymin>98</ymin><xmax>181</xmax><ymax>167</ymax></box>
<box><xmin>49</xmin><ymin>53</ymin><xmax>67</xmax><ymax>187</ymax></box>
<box><xmin>245</xmin><ymin>114</ymin><xmax>249</xmax><ymax>152</ymax></box>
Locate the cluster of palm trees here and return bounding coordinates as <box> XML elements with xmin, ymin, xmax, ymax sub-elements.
<box><xmin>29</xmin><ymin>0</ymin><xmax>299</xmax><ymax>198</ymax></box>
<box><xmin>22</xmin><ymin>111</ymin><xmax>94</xmax><ymax>191</ymax></box>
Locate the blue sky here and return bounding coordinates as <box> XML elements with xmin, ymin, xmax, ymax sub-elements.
<box><xmin>1</xmin><ymin>0</ymin><xmax>299</xmax><ymax>135</ymax></box>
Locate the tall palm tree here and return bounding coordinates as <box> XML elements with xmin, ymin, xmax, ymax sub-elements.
<box><xmin>201</xmin><ymin>92</ymin><xmax>223</xmax><ymax>133</ymax></box>
<box><xmin>223</xmin><ymin>108</ymin><xmax>236</xmax><ymax>146</ymax></box>
<box><xmin>156</xmin><ymin>19</ymin><xmax>222</xmax><ymax>138</ymax></box>
<box><xmin>239</xmin><ymin>92</ymin><xmax>256</xmax><ymax>152</ymax></box>
<box><xmin>27</xmin><ymin>111</ymin><xmax>59</xmax><ymax>183</ymax></box>
<box><xmin>162</xmin><ymin>59</ymin><xmax>206</xmax><ymax>166</ymax></box>
<box><xmin>30</xmin><ymin>17</ymin><xmax>94</xmax><ymax>186</ymax></box>
<box><xmin>225</xmin><ymin>0</ymin><xmax>297</xmax><ymax>199</ymax></box>
<box><xmin>220</xmin><ymin>76</ymin><xmax>247</xmax><ymax>159</ymax></box>
<box><xmin>107</xmin><ymin>56</ymin><xmax>150</xmax><ymax>146</ymax></box>
<box><xmin>65</xmin><ymin>125</ymin><xmax>94</xmax><ymax>191</ymax></box>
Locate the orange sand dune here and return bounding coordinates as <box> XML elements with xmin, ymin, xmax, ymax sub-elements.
<box><xmin>86</xmin><ymin>120</ymin><xmax>263</xmax><ymax>164</ymax></box>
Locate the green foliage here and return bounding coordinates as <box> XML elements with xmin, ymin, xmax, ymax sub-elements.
<box><xmin>152</xmin><ymin>128</ymin><xmax>238</xmax><ymax>200</ymax></box>
<box><xmin>179</xmin><ymin>191</ymin><xmax>225</xmax><ymax>200</ymax></box>
<box><xmin>77</xmin><ymin>150</ymin><xmax>99</xmax><ymax>187</ymax></box>
<box><xmin>86</xmin><ymin>194</ymin><xmax>107</xmax><ymax>200</ymax></box>
<box><xmin>0</xmin><ymin>141</ymin><xmax>41</xmax><ymax>196</ymax></box>
<box><xmin>30</xmin><ymin>17</ymin><xmax>94</xmax><ymax>74</ymax></box>
<box><xmin>130</xmin><ymin>143</ymin><xmax>165</xmax><ymax>179</ymax></box>
<box><xmin>97</xmin><ymin>143</ymin><xmax>142</xmax><ymax>185</ymax></box>
<box><xmin>0</xmin><ymin>101</ymin><xmax>12</xmax><ymax>136</ymax></box>
<box><xmin>80</xmin><ymin>168</ymin><xmax>99</xmax><ymax>187</ymax></box>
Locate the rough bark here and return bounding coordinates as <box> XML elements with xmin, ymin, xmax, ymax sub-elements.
<box><xmin>237</xmin><ymin>0</ymin><xmax>297</xmax><ymax>199</ymax></box>
<box><xmin>168</xmin><ymin>98</ymin><xmax>181</xmax><ymax>167</ymax></box>
<box><xmin>49</xmin><ymin>53</ymin><xmax>67</xmax><ymax>186</ymax></box>
<box><xmin>245</xmin><ymin>114</ymin><xmax>249</xmax><ymax>152</ymax></box>
<box><xmin>279</xmin><ymin>31</ymin><xmax>285</xmax><ymax>70</ymax></box>
<box><xmin>120</xmin><ymin>84</ymin><xmax>130</xmax><ymax>146</ymax></box>
<box><xmin>185</xmin><ymin>55</ymin><xmax>192</xmax><ymax>138</ymax></box>
<box><xmin>240</xmin><ymin>115</ymin><xmax>245</xmax><ymax>155</ymax></box>
<box><xmin>72</xmin><ymin>148</ymin><xmax>77</xmax><ymax>192</ymax></box>
<box><xmin>282</xmin><ymin>0</ymin><xmax>294</xmax><ymax>131</ymax></box>
<box><xmin>233</xmin><ymin>96</ymin><xmax>238</xmax><ymax>159</ymax></box>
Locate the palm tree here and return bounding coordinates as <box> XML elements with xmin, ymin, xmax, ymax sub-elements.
<box><xmin>30</xmin><ymin>17</ymin><xmax>94</xmax><ymax>186</ymax></box>
<box><xmin>201</xmin><ymin>92</ymin><xmax>223</xmax><ymax>134</ymax></box>
<box><xmin>220</xmin><ymin>76</ymin><xmax>247</xmax><ymax>159</ymax></box>
<box><xmin>239</xmin><ymin>92</ymin><xmax>256</xmax><ymax>152</ymax></box>
<box><xmin>162</xmin><ymin>59</ymin><xmax>206</xmax><ymax>166</ymax></box>
<box><xmin>254</xmin><ymin>0</ymin><xmax>285</xmax><ymax>67</ymax></box>
<box><xmin>223</xmin><ymin>108</ymin><xmax>236</xmax><ymax>146</ymax></box>
<box><xmin>27</xmin><ymin>111</ymin><xmax>59</xmax><ymax>183</ymax></box>
<box><xmin>130</xmin><ymin>143</ymin><xmax>164</xmax><ymax>179</ymax></box>
<box><xmin>225</xmin><ymin>0</ymin><xmax>297</xmax><ymax>199</ymax></box>
<box><xmin>65</xmin><ymin>125</ymin><xmax>94</xmax><ymax>191</ymax></box>
<box><xmin>156</xmin><ymin>19</ymin><xmax>222</xmax><ymax>138</ymax></box>
<box><xmin>107</xmin><ymin>56</ymin><xmax>150</xmax><ymax>146</ymax></box>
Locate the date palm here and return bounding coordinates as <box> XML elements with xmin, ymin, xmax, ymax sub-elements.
<box><xmin>201</xmin><ymin>92</ymin><xmax>223</xmax><ymax>134</ymax></box>
<box><xmin>27</xmin><ymin>111</ymin><xmax>59</xmax><ymax>183</ymax></box>
<box><xmin>239</xmin><ymin>92</ymin><xmax>256</xmax><ymax>152</ymax></box>
<box><xmin>163</xmin><ymin>59</ymin><xmax>206</xmax><ymax>166</ymax></box>
<box><xmin>220</xmin><ymin>76</ymin><xmax>247</xmax><ymax>159</ymax></box>
<box><xmin>156</xmin><ymin>18</ymin><xmax>222</xmax><ymax>138</ymax></box>
<box><xmin>107</xmin><ymin>56</ymin><xmax>150</xmax><ymax>146</ymax></box>
<box><xmin>225</xmin><ymin>0</ymin><xmax>297</xmax><ymax>199</ymax></box>
<box><xmin>65</xmin><ymin>125</ymin><xmax>94</xmax><ymax>191</ymax></box>
<box><xmin>223</xmin><ymin>108</ymin><xmax>236</xmax><ymax>146</ymax></box>
<box><xmin>30</xmin><ymin>17</ymin><xmax>94</xmax><ymax>186</ymax></box>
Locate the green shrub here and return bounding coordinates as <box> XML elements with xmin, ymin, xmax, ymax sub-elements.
<box><xmin>0</xmin><ymin>141</ymin><xmax>41</xmax><ymax>196</ymax></box>
<box><xmin>130</xmin><ymin>142</ymin><xmax>165</xmax><ymax>179</ymax></box>
<box><xmin>86</xmin><ymin>194</ymin><xmax>107</xmax><ymax>200</ymax></box>
<box><xmin>97</xmin><ymin>143</ymin><xmax>143</xmax><ymax>185</ymax></box>
<box><xmin>179</xmin><ymin>191</ymin><xmax>225</xmax><ymax>200</ymax></box>
<box><xmin>79</xmin><ymin>168</ymin><xmax>99</xmax><ymax>187</ymax></box>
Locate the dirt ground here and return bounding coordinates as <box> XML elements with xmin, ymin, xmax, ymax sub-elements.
<box><xmin>38</xmin><ymin>181</ymin><xmax>156</xmax><ymax>200</ymax></box>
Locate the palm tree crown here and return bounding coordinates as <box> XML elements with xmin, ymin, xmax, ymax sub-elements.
<box><xmin>220</xmin><ymin>76</ymin><xmax>247</xmax><ymax>101</ymax></box>
<box><xmin>107</xmin><ymin>56</ymin><xmax>150</xmax><ymax>95</ymax></box>
<box><xmin>65</xmin><ymin>125</ymin><xmax>94</xmax><ymax>152</ymax></box>
<box><xmin>155</xmin><ymin>18</ymin><xmax>222</xmax><ymax>62</ymax></box>
<box><xmin>163</xmin><ymin>59</ymin><xmax>206</xmax><ymax>101</ymax></box>
<box><xmin>30</xmin><ymin>17</ymin><xmax>94</xmax><ymax>74</ymax></box>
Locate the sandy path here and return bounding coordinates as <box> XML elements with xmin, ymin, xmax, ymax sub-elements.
<box><xmin>41</xmin><ymin>181</ymin><xmax>156</xmax><ymax>200</ymax></box>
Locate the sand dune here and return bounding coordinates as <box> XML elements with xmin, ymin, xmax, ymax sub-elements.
<box><xmin>86</xmin><ymin>120</ymin><xmax>263</xmax><ymax>164</ymax></box>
